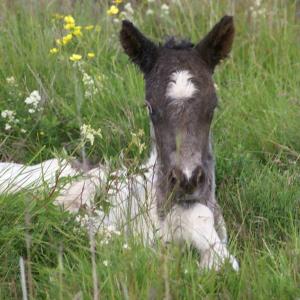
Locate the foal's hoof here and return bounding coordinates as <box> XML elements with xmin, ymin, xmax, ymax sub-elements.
<box><xmin>199</xmin><ymin>249</ymin><xmax>239</xmax><ymax>272</ymax></box>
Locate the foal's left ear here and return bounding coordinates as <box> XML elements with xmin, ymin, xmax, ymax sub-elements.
<box><xmin>120</xmin><ymin>20</ymin><xmax>158</xmax><ymax>74</ymax></box>
<box><xmin>195</xmin><ymin>15</ymin><xmax>235</xmax><ymax>71</ymax></box>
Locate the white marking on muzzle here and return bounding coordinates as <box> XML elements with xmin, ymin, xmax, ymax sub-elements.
<box><xmin>183</xmin><ymin>167</ymin><xmax>193</xmax><ymax>181</ymax></box>
<box><xmin>166</xmin><ymin>70</ymin><xmax>197</xmax><ymax>102</ymax></box>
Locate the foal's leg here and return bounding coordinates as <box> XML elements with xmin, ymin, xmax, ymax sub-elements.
<box><xmin>161</xmin><ymin>204</ymin><xmax>239</xmax><ymax>271</ymax></box>
<box><xmin>212</xmin><ymin>203</ymin><xmax>228</xmax><ymax>244</ymax></box>
<box><xmin>0</xmin><ymin>159</ymin><xmax>77</xmax><ymax>193</ymax></box>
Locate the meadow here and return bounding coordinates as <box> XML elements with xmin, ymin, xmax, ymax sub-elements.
<box><xmin>0</xmin><ymin>0</ymin><xmax>300</xmax><ymax>299</ymax></box>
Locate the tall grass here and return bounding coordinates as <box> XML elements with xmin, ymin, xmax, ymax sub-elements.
<box><xmin>0</xmin><ymin>0</ymin><xmax>299</xmax><ymax>299</ymax></box>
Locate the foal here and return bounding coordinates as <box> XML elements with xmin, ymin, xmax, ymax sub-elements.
<box><xmin>0</xmin><ymin>16</ymin><xmax>238</xmax><ymax>271</ymax></box>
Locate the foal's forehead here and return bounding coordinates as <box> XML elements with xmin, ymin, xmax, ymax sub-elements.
<box><xmin>146</xmin><ymin>48</ymin><xmax>215</xmax><ymax>107</ymax></box>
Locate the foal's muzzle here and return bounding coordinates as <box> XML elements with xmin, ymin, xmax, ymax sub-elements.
<box><xmin>168</xmin><ymin>165</ymin><xmax>206</xmax><ymax>195</ymax></box>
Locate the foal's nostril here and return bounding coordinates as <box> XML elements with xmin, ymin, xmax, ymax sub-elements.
<box><xmin>168</xmin><ymin>168</ymin><xmax>186</xmax><ymax>189</ymax></box>
<box><xmin>169</xmin><ymin>169</ymin><xmax>178</xmax><ymax>187</ymax></box>
<box><xmin>194</xmin><ymin>166</ymin><xmax>205</xmax><ymax>186</ymax></box>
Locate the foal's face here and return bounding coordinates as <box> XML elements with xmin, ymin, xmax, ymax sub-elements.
<box><xmin>120</xmin><ymin>17</ymin><xmax>234</xmax><ymax>212</ymax></box>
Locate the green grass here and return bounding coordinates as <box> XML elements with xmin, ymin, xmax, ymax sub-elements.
<box><xmin>0</xmin><ymin>0</ymin><xmax>300</xmax><ymax>299</ymax></box>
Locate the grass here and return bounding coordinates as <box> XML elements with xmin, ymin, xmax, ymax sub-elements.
<box><xmin>0</xmin><ymin>0</ymin><xmax>300</xmax><ymax>299</ymax></box>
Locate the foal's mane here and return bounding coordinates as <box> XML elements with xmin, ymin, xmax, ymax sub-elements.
<box><xmin>161</xmin><ymin>37</ymin><xmax>194</xmax><ymax>50</ymax></box>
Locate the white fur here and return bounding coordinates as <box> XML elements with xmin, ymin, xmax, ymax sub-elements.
<box><xmin>161</xmin><ymin>204</ymin><xmax>238</xmax><ymax>271</ymax></box>
<box><xmin>0</xmin><ymin>159</ymin><xmax>77</xmax><ymax>193</ymax></box>
<box><xmin>166</xmin><ymin>70</ymin><xmax>197</xmax><ymax>102</ymax></box>
<box><xmin>183</xmin><ymin>167</ymin><xmax>193</xmax><ymax>181</ymax></box>
<box><xmin>0</xmin><ymin>155</ymin><xmax>238</xmax><ymax>271</ymax></box>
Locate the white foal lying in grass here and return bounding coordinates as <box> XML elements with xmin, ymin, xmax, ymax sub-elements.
<box><xmin>0</xmin><ymin>153</ymin><xmax>238</xmax><ymax>271</ymax></box>
<box><xmin>0</xmin><ymin>16</ymin><xmax>239</xmax><ymax>271</ymax></box>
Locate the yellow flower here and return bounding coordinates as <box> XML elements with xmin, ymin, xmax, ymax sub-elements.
<box><xmin>73</xmin><ymin>26</ymin><xmax>82</xmax><ymax>37</ymax></box>
<box><xmin>87</xmin><ymin>52</ymin><xmax>95</xmax><ymax>59</ymax></box>
<box><xmin>64</xmin><ymin>15</ymin><xmax>75</xmax><ymax>25</ymax></box>
<box><xmin>64</xmin><ymin>23</ymin><xmax>75</xmax><ymax>30</ymax></box>
<box><xmin>49</xmin><ymin>48</ymin><xmax>59</xmax><ymax>54</ymax></box>
<box><xmin>84</xmin><ymin>25</ymin><xmax>94</xmax><ymax>31</ymax></box>
<box><xmin>107</xmin><ymin>5</ymin><xmax>119</xmax><ymax>16</ymax></box>
<box><xmin>56</xmin><ymin>39</ymin><xmax>62</xmax><ymax>46</ymax></box>
<box><xmin>113</xmin><ymin>0</ymin><xmax>123</xmax><ymax>3</ymax></box>
<box><xmin>62</xmin><ymin>34</ymin><xmax>73</xmax><ymax>45</ymax></box>
<box><xmin>69</xmin><ymin>54</ymin><xmax>82</xmax><ymax>62</ymax></box>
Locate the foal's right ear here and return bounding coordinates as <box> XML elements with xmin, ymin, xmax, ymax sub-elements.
<box><xmin>120</xmin><ymin>20</ymin><xmax>158</xmax><ymax>74</ymax></box>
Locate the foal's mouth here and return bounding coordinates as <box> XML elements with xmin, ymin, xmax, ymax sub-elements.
<box><xmin>177</xmin><ymin>198</ymin><xmax>200</xmax><ymax>208</ymax></box>
<box><xmin>173</xmin><ymin>193</ymin><xmax>202</xmax><ymax>207</ymax></box>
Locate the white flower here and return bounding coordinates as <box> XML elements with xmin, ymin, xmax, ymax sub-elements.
<box><xmin>82</xmin><ymin>71</ymin><xmax>99</xmax><ymax>98</ymax></box>
<box><xmin>255</xmin><ymin>0</ymin><xmax>262</xmax><ymax>6</ymax></box>
<box><xmin>123</xmin><ymin>243</ymin><xmax>130</xmax><ymax>250</ymax></box>
<box><xmin>103</xmin><ymin>260</ymin><xmax>109</xmax><ymax>267</ymax></box>
<box><xmin>80</xmin><ymin>124</ymin><xmax>102</xmax><ymax>145</ymax></box>
<box><xmin>113</xmin><ymin>18</ymin><xmax>120</xmax><ymax>24</ymax></box>
<box><xmin>24</xmin><ymin>90</ymin><xmax>41</xmax><ymax>110</ymax></box>
<box><xmin>20</xmin><ymin>129</ymin><xmax>27</xmax><ymax>133</ymax></box>
<box><xmin>31</xmin><ymin>90</ymin><xmax>41</xmax><ymax>101</ymax></box>
<box><xmin>5</xmin><ymin>123</ymin><xmax>11</xmax><ymax>131</ymax></box>
<box><xmin>6</xmin><ymin>76</ymin><xmax>16</xmax><ymax>85</ymax></box>
<box><xmin>146</xmin><ymin>9</ymin><xmax>154</xmax><ymax>16</ymax></box>
<box><xmin>1</xmin><ymin>110</ymin><xmax>15</xmax><ymax>119</ymax></box>
<box><xmin>124</xmin><ymin>3</ymin><xmax>134</xmax><ymax>15</ymax></box>
<box><xmin>25</xmin><ymin>97</ymin><xmax>34</xmax><ymax>105</ymax></box>
<box><xmin>161</xmin><ymin>4</ymin><xmax>169</xmax><ymax>12</ymax></box>
<box><xmin>1</xmin><ymin>110</ymin><xmax>19</xmax><ymax>131</ymax></box>
<box><xmin>28</xmin><ymin>108</ymin><xmax>35</xmax><ymax>114</ymax></box>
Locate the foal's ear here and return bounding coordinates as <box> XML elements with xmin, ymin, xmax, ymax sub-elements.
<box><xmin>120</xmin><ymin>20</ymin><xmax>158</xmax><ymax>74</ymax></box>
<box><xmin>196</xmin><ymin>15</ymin><xmax>235</xmax><ymax>71</ymax></box>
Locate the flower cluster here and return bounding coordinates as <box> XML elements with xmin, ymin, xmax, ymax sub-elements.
<box><xmin>99</xmin><ymin>225</ymin><xmax>121</xmax><ymax>245</ymax></box>
<box><xmin>24</xmin><ymin>90</ymin><xmax>42</xmax><ymax>114</ymax></box>
<box><xmin>249</xmin><ymin>0</ymin><xmax>266</xmax><ymax>18</ymax></box>
<box><xmin>128</xmin><ymin>129</ymin><xmax>146</xmax><ymax>155</ymax></box>
<box><xmin>50</xmin><ymin>14</ymin><xmax>97</xmax><ymax>62</ymax></box>
<box><xmin>6</xmin><ymin>76</ymin><xmax>22</xmax><ymax>99</ymax></box>
<box><xmin>6</xmin><ymin>76</ymin><xmax>17</xmax><ymax>86</ymax></box>
<box><xmin>80</xmin><ymin>124</ymin><xmax>102</xmax><ymax>145</ymax></box>
<box><xmin>1</xmin><ymin>110</ymin><xmax>19</xmax><ymax>131</ymax></box>
<box><xmin>107</xmin><ymin>1</ymin><xmax>134</xmax><ymax>23</ymax></box>
<box><xmin>161</xmin><ymin>4</ymin><xmax>170</xmax><ymax>16</ymax></box>
<box><xmin>82</xmin><ymin>71</ymin><xmax>99</xmax><ymax>98</ymax></box>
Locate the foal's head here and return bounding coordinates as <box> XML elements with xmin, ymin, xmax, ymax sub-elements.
<box><xmin>120</xmin><ymin>16</ymin><xmax>234</xmax><ymax>215</ymax></box>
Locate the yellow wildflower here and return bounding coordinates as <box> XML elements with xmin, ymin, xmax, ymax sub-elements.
<box><xmin>107</xmin><ymin>5</ymin><xmax>119</xmax><ymax>16</ymax></box>
<box><xmin>49</xmin><ymin>48</ymin><xmax>59</xmax><ymax>54</ymax></box>
<box><xmin>73</xmin><ymin>26</ymin><xmax>82</xmax><ymax>37</ymax></box>
<box><xmin>113</xmin><ymin>0</ymin><xmax>123</xmax><ymax>3</ymax></box>
<box><xmin>69</xmin><ymin>54</ymin><xmax>82</xmax><ymax>62</ymax></box>
<box><xmin>64</xmin><ymin>15</ymin><xmax>75</xmax><ymax>25</ymax></box>
<box><xmin>62</xmin><ymin>34</ymin><xmax>73</xmax><ymax>45</ymax></box>
<box><xmin>64</xmin><ymin>23</ymin><xmax>75</xmax><ymax>30</ymax></box>
<box><xmin>87</xmin><ymin>52</ymin><xmax>95</xmax><ymax>59</ymax></box>
<box><xmin>84</xmin><ymin>25</ymin><xmax>94</xmax><ymax>31</ymax></box>
<box><xmin>56</xmin><ymin>39</ymin><xmax>62</xmax><ymax>46</ymax></box>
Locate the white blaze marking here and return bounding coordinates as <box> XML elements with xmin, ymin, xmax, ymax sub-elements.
<box><xmin>183</xmin><ymin>167</ymin><xmax>193</xmax><ymax>181</ymax></box>
<box><xmin>166</xmin><ymin>70</ymin><xmax>197</xmax><ymax>102</ymax></box>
